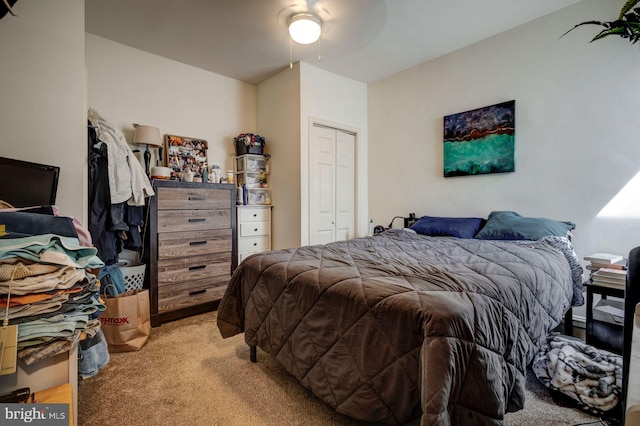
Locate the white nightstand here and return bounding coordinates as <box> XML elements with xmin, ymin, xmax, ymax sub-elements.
<box><xmin>237</xmin><ymin>205</ymin><xmax>272</xmax><ymax>263</ymax></box>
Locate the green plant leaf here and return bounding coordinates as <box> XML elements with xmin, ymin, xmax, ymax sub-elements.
<box><xmin>565</xmin><ymin>1</ymin><xmax>640</xmax><ymax>47</ymax></box>
<box><xmin>628</xmin><ymin>8</ymin><xmax>640</xmax><ymax>22</ymax></box>
<box><xmin>619</xmin><ymin>0</ymin><xmax>640</xmax><ymax>19</ymax></box>
<box><xmin>591</xmin><ymin>27</ymin><xmax>628</xmax><ymax>42</ymax></box>
<box><xmin>560</xmin><ymin>20</ymin><xmax>606</xmax><ymax>39</ymax></box>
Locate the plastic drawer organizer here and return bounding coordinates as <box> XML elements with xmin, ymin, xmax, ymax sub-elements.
<box><xmin>236</xmin><ymin>154</ymin><xmax>266</xmax><ymax>173</ymax></box>
<box><xmin>235</xmin><ymin>154</ymin><xmax>271</xmax><ymax>205</ymax></box>
<box><xmin>236</xmin><ymin>171</ymin><xmax>267</xmax><ymax>188</ymax></box>
<box><xmin>246</xmin><ymin>188</ymin><xmax>271</xmax><ymax>205</ymax></box>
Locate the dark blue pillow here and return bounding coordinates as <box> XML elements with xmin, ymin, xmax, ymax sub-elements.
<box><xmin>474</xmin><ymin>211</ymin><xmax>575</xmax><ymax>241</ymax></box>
<box><xmin>410</xmin><ymin>215</ymin><xmax>483</xmax><ymax>239</ymax></box>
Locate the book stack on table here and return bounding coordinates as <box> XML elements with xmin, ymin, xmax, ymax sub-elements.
<box><xmin>585</xmin><ymin>253</ymin><xmax>627</xmax><ymax>289</ymax></box>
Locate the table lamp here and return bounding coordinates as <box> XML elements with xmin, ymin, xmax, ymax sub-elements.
<box><xmin>132</xmin><ymin>124</ymin><xmax>162</xmax><ymax>177</ymax></box>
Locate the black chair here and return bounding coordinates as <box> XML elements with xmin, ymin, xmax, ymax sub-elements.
<box><xmin>623</xmin><ymin>246</ymin><xmax>640</xmax><ymax>422</ymax></box>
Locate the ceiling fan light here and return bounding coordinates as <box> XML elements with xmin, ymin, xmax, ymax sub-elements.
<box><xmin>288</xmin><ymin>13</ymin><xmax>322</xmax><ymax>44</ymax></box>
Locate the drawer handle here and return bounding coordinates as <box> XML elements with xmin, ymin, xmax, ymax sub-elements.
<box><xmin>254</xmin><ymin>228</ymin><xmax>258</xmax><ymax>232</ymax></box>
<box><xmin>189</xmin><ymin>196</ymin><xmax>206</xmax><ymax>201</ymax></box>
<box><xmin>253</xmin><ymin>213</ymin><xmax>257</xmax><ymax>217</ymax></box>
<box><xmin>188</xmin><ymin>265</ymin><xmax>206</xmax><ymax>271</ymax></box>
<box><xmin>189</xmin><ymin>218</ymin><xmax>206</xmax><ymax>223</ymax></box>
<box><xmin>253</xmin><ymin>242</ymin><xmax>257</xmax><ymax>247</ymax></box>
<box><xmin>189</xmin><ymin>241</ymin><xmax>207</xmax><ymax>246</ymax></box>
<box><xmin>189</xmin><ymin>289</ymin><xmax>206</xmax><ymax>296</ymax></box>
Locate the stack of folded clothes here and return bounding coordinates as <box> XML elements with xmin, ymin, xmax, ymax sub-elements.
<box><xmin>0</xmin><ymin>209</ymin><xmax>108</xmax><ymax>374</ymax></box>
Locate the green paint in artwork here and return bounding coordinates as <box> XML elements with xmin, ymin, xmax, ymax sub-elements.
<box><xmin>443</xmin><ymin>133</ymin><xmax>514</xmax><ymax>177</ymax></box>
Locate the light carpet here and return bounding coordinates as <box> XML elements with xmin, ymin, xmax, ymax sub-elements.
<box><xmin>78</xmin><ymin>311</ymin><xmax>603</xmax><ymax>425</ymax></box>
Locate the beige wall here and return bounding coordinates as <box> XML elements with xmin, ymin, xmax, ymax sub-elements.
<box><xmin>256</xmin><ymin>64</ymin><xmax>301</xmax><ymax>250</ymax></box>
<box><xmin>0</xmin><ymin>0</ymin><xmax>86</xmax><ymax>221</ymax></box>
<box><xmin>368</xmin><ymin>0</ymin><xmax>640</xmax><ymax>261</ymax></box>
<box><xmin>257</xmin><ymin>62</ymin><xmax>368</xmax><ymax>249</ymax></box>
<box><xmin>85</xmin><ymin>34</ymin><xmax>256</xmax><ymax>175</ymax></box>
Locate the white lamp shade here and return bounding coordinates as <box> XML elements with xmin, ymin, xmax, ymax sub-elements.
<box><xmin>288</xmin><ymin>13</ymin><xmax>321</xmax><ymax>45</ymax></box>
<box><xmin>132</xmin><ymin>124</ymin><xmax>162</xmax><ymax>147</ymax></box>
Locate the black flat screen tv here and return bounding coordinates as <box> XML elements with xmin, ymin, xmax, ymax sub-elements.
<box><xmin>0</xmin><ymin>157</ymin><xmax>60</xmax><ymax>207</ymax></box>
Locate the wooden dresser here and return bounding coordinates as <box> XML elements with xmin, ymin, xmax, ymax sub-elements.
<box><xmin>144</xmin><ymin>180</ymin><xmax>236</xmax><ymax>326</ymax></box>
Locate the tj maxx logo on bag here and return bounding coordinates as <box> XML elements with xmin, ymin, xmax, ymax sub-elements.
<box><xmin>99</xmin><ymin>317</ymin><xmax>130</xmax><ymax>325</ymax></box>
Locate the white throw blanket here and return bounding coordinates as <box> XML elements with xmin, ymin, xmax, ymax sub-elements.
<box><xmin>533</xmin><ymin>333</ymin><xmax>623</xmax><ymax>414</ymax></box>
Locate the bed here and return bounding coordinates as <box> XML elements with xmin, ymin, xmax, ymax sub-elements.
<box><xmin>216</xmin><ymin>212</ymin><xmax>583</xmax><ymax>425</ymax></box>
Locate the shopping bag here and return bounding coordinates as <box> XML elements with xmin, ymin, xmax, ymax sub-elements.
<box><xmin>99</xmin><ymin>289</ymin><xmax>151</xmax><ymax>352</ymax></box>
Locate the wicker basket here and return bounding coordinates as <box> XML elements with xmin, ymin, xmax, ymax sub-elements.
<box><xmin>117</xmin><ymin>260</ymin><xmax>146</xmax><ymax>292</ymax></box>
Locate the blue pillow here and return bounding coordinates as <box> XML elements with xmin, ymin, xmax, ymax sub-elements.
<box><xmin>410</xmin><ymin>215</ymin><xmax>484</xmax><ymax>239</ymax></box>
<box><xmin>474</xmin><ymin>211</ymin><xmax>575</xmax><ymax>241</ymax></box>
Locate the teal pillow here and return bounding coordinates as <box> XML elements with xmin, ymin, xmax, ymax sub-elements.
<box><xmin>474</xmin><ymin>211</ymin><xmax>575</xmax><ymax>241</ymax></box>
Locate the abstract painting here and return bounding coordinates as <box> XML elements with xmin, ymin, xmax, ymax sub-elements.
<box><xmin>443</xmin><ymin>100</ymin><xmax>515</xmax><ymax>177</ymax></box>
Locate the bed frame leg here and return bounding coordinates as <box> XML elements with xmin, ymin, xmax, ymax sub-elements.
<box><xmin>564</xmin><ymin>308</ymin><xmax>573</xmax><ymax>337</ymax></box>
<box><xmin>250</xmin><ymin>345</ymin><xmax>257</xmax><ymax>363</ymax></box>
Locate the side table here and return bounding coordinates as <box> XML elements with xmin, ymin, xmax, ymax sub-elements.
<box><xmin>585</xmin><ymin>280</ymin><xmax>624</xmax><ymax>354</ymax></box>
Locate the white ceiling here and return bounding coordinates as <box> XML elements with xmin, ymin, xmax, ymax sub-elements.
<box><xmin>85</xmin><ymin>0</ymin><xmax>584</xmax><ymax>85</ymax></box>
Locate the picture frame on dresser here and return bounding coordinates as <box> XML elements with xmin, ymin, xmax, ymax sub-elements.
<box><xmin>143</xmin><ymin>180</ymin><xmax>237</xmax><ymax>326</ymax></box>
<box><xmin>164</xmin><ymin>134</ymin><xmax>208</xmax><ymax>179</ymax></box>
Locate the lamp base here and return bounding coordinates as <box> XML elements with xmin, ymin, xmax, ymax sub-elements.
<box><xmin>144</xmin><ymin>144</ymin><xmax>151</xmax><ymax>177</ymax></box>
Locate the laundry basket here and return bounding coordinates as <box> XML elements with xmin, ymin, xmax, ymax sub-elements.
<box><xmin>117</xmin><ymin>260</ymin><xmax>146</xmax><ymax>292</ymax></box>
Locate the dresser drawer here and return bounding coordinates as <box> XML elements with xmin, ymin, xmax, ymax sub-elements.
<box><xmin>157</xmin><ymin>252</ymin><xmax>231</xmax><ymax>286</ymax></box>
<box><xmin>158</xmin><ymin>229</ymin><xmax>231</xmax><ymax>259</ymax></box>
<box><xmin>240</xmin><ymin>251</ymin><xmax>266</xmax><ymax>264</ymax></box>
<box><xmin>238</xmin><ymin>236</ymin><xmax>269</xmax><ymax>252</ymax></box>
<box><xmin>157</xmin><ymin>187</ymin><xmax>231</xmax><ymax>210</ymax></box>
<box><xmin>239</xmin><ymin>207</ymin><xmax>270</xmax><ymax>222</ymax></box>
<box><xmin>157</xmin><ymin>276</ymin><xmax>229</xmax><ymax>313</ymax></box>
<box><xmin>158</xmin><ymin>209</ymin><xmax>230</xmax><ymax>233</ymax></box>
<box><xmin>239</xmin><ymin>222</ymin><xmax>269</xmax><ymax>237</ymax></box>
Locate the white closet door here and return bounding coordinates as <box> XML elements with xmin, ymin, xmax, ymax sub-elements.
<box><xmin>310</xmin><ymin>126</ymin><xmax>336</xmax><ymax>245</ymax></box>
<box><xmin>309</xmin><ymin>124</ymin><xmax>355</xmax><ymax>245</ymax></box>
<box><xmin>335</xmin><ymin>130</ymin><xmax>355</xmax><ymax>241</ymax></box>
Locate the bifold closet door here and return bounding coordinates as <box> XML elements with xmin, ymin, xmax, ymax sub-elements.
<box><xmin>335</xmin><ymin>129</ymin><xmax>355</xmax><ymax>241</ymax></box>
<box><xmin>309</xmin><ymin>125</ymin><xmax>355</xmax><ymax>245</ymax></box>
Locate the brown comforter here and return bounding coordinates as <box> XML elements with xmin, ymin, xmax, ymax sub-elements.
<box><xmin>217</xmin><ymin>229</ymin><xmax>574</xmax><ymax>425</ymax></box>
